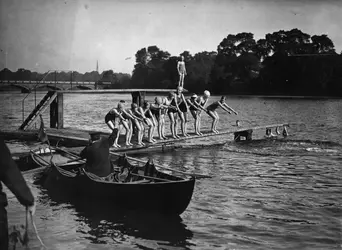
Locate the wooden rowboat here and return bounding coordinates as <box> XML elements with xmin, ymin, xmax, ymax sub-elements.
<box><xmin>30</xmin><ymin>146</ymin><xmax>195</xmax><ymax>215</ymax></box>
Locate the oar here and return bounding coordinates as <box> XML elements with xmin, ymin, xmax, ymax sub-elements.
<box><xmin>66</xmin><ymin>157</ymin><xmax>85</xmax><ymax>163</ymax></box>
<box><xmin>23</xmin><ymin>150</ymin><xmax>50</xmax><ymax>175</ymax></box>
<box><xmin>54</xmin><ymin>147</ymin><xmax>85</xmax><ymax>163</ymax></box>
<box><xmin>110</xmin><ymin>152</ymin><xmax>212</xmax><ymax>179</ymax></box>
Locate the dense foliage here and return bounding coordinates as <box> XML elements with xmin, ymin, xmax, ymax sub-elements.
<box><xmin>1</xmin><ymin>28</ymin><xmax>341</xmax><ymax>96</ymax></box>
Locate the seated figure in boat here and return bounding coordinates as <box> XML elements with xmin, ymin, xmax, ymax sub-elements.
<box><xmin>150</xmin><ymin>97</ymin><xmax>169</xmax><ymax>140</ymax></box>
<box><xmin>206</xmin><ymin>96</ymin><xmax>238</xmax><ymax>134</ymax></box>
<box><xmin>105</xmin><ymin>101</ymin><xmax>131</xmax><ymax>147</ymax></box>
<box><xmin>80</xmin><ymin>131</ymin><xmax>116</xmax><ymax>178</ymax></box>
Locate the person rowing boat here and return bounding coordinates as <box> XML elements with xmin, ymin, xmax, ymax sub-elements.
<box><xmin>80</xmin><ymin>131</ymin><xmax>117</xmax><ymax>178</ymax></box>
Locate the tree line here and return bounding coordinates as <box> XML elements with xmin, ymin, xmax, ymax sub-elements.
<box><xmin>1</xmin><ymin>28</ymin><xmax>342</xmax><ymax>96</ymax></box>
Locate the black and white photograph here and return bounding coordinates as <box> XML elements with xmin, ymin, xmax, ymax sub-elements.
<box><xmin>0</xmin><ymin>0</ymin><xmax>341</xmax><ymax>249</ymax></box>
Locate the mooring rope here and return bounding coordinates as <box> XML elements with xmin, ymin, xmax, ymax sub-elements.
<box><xmin>27</xmin><ymin>209</ymin><xmax>47</xmax><ymax>249</ymax></box>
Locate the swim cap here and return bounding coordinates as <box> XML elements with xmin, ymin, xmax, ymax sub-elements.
<box><xmin>204</xmin><ymin>90</ymin><xmax>210</xmax><ymax>97</ymax></box>
<box><xmin>191</xmin><ymin>94</ymin><xmax>198</xmax><ymax>98</ymax></box>
<box><xmin>117</xmin><ymin>102</ymin><xmax>125</xmax><ymax>109</ymax></box>
<box><xmin>155</xmin><ymin>97</ymin><xmax>162</xmax><ymax>105</ymax></box>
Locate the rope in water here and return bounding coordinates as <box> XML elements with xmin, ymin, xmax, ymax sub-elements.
<box><xmin>28</xmin><ymin>210</ymin><xmax>47</xmax><ymax>249</ymax></box>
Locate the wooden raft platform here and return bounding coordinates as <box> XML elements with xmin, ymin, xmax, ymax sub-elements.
<box><xmin>1</xmin><ymin>123</ymin><xmax>289</xmax><ymax>155</ymax></box>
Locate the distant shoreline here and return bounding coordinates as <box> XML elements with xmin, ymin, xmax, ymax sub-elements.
<box><xmin>0</xmin><ymin>89</ymin><xmax>341</xmax><ymax>99</ymax></box>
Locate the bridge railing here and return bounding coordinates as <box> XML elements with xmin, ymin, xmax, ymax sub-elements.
<box><xmin>21</xmin><ymin>70</ymin><xmax>73</xmax><ymax>127</ymax></box>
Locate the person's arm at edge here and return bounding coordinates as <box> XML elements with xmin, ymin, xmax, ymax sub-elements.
<box><xmin>0</xmin><ymin>138</ymin><xmax>34</xmax><ymax>207</ymax></box>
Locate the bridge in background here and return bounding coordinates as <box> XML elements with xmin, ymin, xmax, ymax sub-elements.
<box><xmin>0</xmin><ymin>80</ymin><xmax>104</xmax><ymax>92</ymax></box>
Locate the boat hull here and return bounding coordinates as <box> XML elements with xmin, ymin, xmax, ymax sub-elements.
<box><xmin>32</xmin><ymin>147</ymin><xmax>195</xmax><ymax>215</ymax></box>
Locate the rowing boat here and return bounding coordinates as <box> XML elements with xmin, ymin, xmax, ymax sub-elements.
<box><xmin>30</xmin><ymin>146</ymin><xmax>195</xmax><ymax>215</ymax></box>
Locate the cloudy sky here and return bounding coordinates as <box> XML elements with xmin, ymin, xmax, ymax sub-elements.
<box><xmin>0</xmin><ymin>0</ymin><xmax>341</xmax><ymax>74</ymax></box>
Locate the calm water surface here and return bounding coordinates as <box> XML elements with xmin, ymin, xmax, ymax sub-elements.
<box><xmin>1</xmin><ymin>92</ymin><xmax>341</xmax><ymax>250</ymax></box>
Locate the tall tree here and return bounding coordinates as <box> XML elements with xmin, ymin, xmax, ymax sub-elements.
<box><xmin>311</xmin><ymin>35</ymin><xmax>335</xmax><ymax>54</ymax></box>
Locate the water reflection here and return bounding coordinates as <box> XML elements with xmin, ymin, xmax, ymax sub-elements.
<box><xmin>39</xmin><ymin>187</ymin><xmax>194</xmax><ymax>249</ymax></box>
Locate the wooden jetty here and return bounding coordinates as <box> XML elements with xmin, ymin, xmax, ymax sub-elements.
<box><xmin>1</xmin><ymin>89</ymin><xmax>290</xmax><ymax>156</ymax></box>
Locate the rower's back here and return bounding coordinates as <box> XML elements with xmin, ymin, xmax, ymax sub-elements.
<box><xmin>80</xmin><ymin>131</ymin><xmax>116</xmax><ymax>177</ymax></box>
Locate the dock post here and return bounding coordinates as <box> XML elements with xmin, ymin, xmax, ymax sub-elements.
<box><xmin>57</xmin><ymin>92</ymin><xmax>64</xmax><ymax>128</ymax></box>
<box><xmin>131</xmin><ymin>91</ymin><xmax>146</xmax><ymax>106</ymax></box>
<box><xmin>50</xmin><ymin>99</ymin><xmax>57</xmax><ymax>128</ymax></box>
<box><xmin>234</xmin><ymin>129</ymin><xmax>253</xmax><ymax>142</ymax></box>
<box><xmin>50</xmin><ymin>92</ymin><xmax>64</xmax><ymax>128</ymax></box>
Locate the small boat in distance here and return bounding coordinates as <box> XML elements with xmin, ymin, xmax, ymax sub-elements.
<box><xmin>30</xmin><ymin>146</ymin><xmax>195</xmax><ymax>215</ymax></box>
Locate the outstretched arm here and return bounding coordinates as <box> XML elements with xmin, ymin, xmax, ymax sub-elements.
<box><xmin>128</xmin><ymin>110</ymin><xmax>143</xmax><ymax>122</ymax></box>
<box><xmin>217</xmin><ymin>102</ymin><xmax>231</xmax><ymax>114</ymax></box>
<box><xmin>138</xmin><ymin>107</ymin><xmax>148</xmax><ymax>121</ymax></box>
<box><xmin>223</xmin><ymin>103</ymin><xmax>238</xmax><ymax>115</ymax></box>
<box><xmin>122</xmin><ymin>109</ymin><xmax>134</xmax><ymax>120</ymax></box>
<box><xmin>112</xmin><ymin>109</ymin><xmax>126</xmax><ymax>121</ymax></box>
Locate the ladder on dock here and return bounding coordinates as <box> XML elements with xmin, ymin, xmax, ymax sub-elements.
<box><xmin>19</xmin><ymin>91</ymin><xmax>57</xmax><ymax>130</ymax></box>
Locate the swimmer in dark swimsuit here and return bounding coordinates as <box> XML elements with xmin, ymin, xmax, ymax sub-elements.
<box><xmin>129</xmin><ymin>103</ymin><xmax>145</xmax><ymax>146</ymax></box>
<box><xmin>186</xmin><ymin>94</ymin><xmax>207</xmax><ymax>135</ymax></box>
<box><xmin>105</xmin><ymin>102</ymin><xmax>130</xmax><ymax>148</ymax></box>
<box><xmin>196</xmin><ymin>90</ymin><xmax>211</xmax><ymax>135</ymax></box>
<box><xmin>176</xmin><ymin>86</ymin><xmax>189</xmax><ymax>137</ymax></box>
<box><xmin>168</xmin><ymin>87</ymin><xmax>188</xmax><ymax>138</ymax></box>
<box><xmin>206</xmin><ymin>96</ymin><xmax>238</xmax><ymax>134</ymax></box>
<box><xmin>121</xmin><ymin>104</ymin><xmax>140</xmax><ymax>146</ymax></box>
<box><xmin>141</xmin><ymin>101</ymin><xmax>156</xmax><ymax>143</ymax></box>
<box><xmin>167</xmin><ymin>91</ymin><xmax>180</xmax><ymax>139</ymax></box>
<box><xmin>150</xmin><ymin>97</ymin><xmax>169</xmax><ymax>140</ymax></box>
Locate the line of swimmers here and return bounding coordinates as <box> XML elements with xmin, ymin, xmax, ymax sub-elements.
<box><xmin>104</xmin><ymin>86</ymin><xmax>238</xmax><ymax>148</ymax></box>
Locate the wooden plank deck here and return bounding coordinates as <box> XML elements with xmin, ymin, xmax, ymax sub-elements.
<box><xmin>1</xmin><ymin>122</ymin><xmax>289</xmax><ymax>155</ymax></box>
<box><xmin>57</xmin><ymin>88</ymin><xmax>188</xmax><ymax>94</ymax></box>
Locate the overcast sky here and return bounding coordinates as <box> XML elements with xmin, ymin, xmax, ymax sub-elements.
<box><xmin>0</xmin><ymin>0</ymin><xmax>341</xmax><ymax>74</ymax></box>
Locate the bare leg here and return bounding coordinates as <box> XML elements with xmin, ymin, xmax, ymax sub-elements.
<box><xmin>174</xmin><ymin>113</ymin><xmax>180</xmax><ymax>138</ymax></box>
<box><xmin>213</xmin><ymin>111</ymin><xmax>220</xmax><ymax>133</ymax></box>
<box><xmin>197</xmin><ymin>112</ymin><xmax>203</xmax><ymax>135</ymax></box>
<box><xmin>121</xmin><ymin>120</ymin><xmax>131</xmax><ymax>146</ymax></box>
<box><xmin>181</xmin><ymin>73</ymin><xmax>185</xmax><ymax>88</ymax></box>
<box><xmin>139</xmin><ymin>122</ymin><xmax>145</xmax><ymax>145</ymax></box>
<box><xmin>133</xmin><ymin>119</ymin><xmax>143</xmax><ymax>146</ymax></box>
<box><xmin>207</xmin><ymin>110</ymin><xmax>217</xmax><ymax>133</ymax></box>
<box><xmin>169</xmin><ymin>112</ymin><xmax>177</xmax><ymax>139</ymax></box>
<box><xmin>160</xmin><ymin>114</ymin><xmax>167</xmax><ymax>139</ymax></box>
<box><xmin>183</xmin><ymin>112</ymin><xmax>189</xmax><ymax>136</ymax></box>
<box><xmin>179</xmin><ymin>111</ymin><xmax>186</xmax><ymax>137</ymax></box>
<box><xmin>191</xmin><ymin>110</ymin><xmax>200</xmax><ymax>135</ymax></box>
<box><xmin>145</xmin><ymin>119</ymin><xmax>154</xmax><ymax>143</ymax></box>
<box><xmin>157</xmin><ymin>116</ymin><xmax>164</xmax><ymax>140</ymax></box>
<box><xmin>178</xmin><ymin>73</ymin><xmax>185</xmax><ymax>88</ymax></box>
<box><xmin>107</xmin><ymin>121</ymin><xmax>120</xmax><ymax>147</ymax></box>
